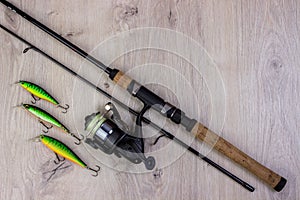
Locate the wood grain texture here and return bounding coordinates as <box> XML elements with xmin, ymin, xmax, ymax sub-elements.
<box><xmin>0</xmin><ymin>0</ymin><xmax>299</xmax><ymax>200</ymax></box>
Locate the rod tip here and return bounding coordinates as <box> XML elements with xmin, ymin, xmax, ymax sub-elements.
<box><xmin>245</xmin><ymin>184</ymin><xmax>255</xmax><ymax>192</ymax></box>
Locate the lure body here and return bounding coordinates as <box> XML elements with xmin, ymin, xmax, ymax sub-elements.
<box><xmin>40</xmin><ymin>135</ymin><xmax>86</xmax><ymax>168</ymax></box>
<box><xmin>18</xmin><ymin>80</ymin><xmax>59</xmax><ymax>105</ymax></box>
<box><xmin>22</xmin><ymin>104</ymin><xmax>69</xmax><ymax>133</ymax></box>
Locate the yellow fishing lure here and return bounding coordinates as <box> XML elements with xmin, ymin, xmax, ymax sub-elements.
<box><xmin>38</xmin><ymin>134</ymin><xmax>100</xmax><ymax>176</ymax></box>
<box><xmin>17</xmin><ymin>80</ymin><xmax>69</xmax><ymax>113</ymax></box>
<box><xmin>20</xmin><ymin>103</ymin><xmax>82</xmax><ymax>145</ymax></box>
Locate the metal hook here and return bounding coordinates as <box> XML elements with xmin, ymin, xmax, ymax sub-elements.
<box><xmin>40</xmin><ymin>121</ymin><xmax>53</xmax><ymax>133</ymax></box>
<box><xmin>152</xmin><ymin>134</ymin><xmax>167</xmax><ymax>145</ymax></box>
<box><xmin>70</xmin><ymin>133</ymin><xmax>84</xmax><ymax>145</ymax></box>
<box><xmin>54</xmin><ymin>153</ymin><xmax>65</xmax><ymax>165</ymax></box>
<box><xmin>57</xmin><ymin>104</ymin><xmax>69</xmax><ymax>114</ymax></box>
<box><xmin>23</xmin><ymin>46</ymin><xmax>37</xmax><ymax>54</ymax></box>
<box><xmin>31</xmin><ymin>94</ymin><xmax>41</xmax><ymax>104</ymax></box>
<box><xmin>87</xmin><ymin>165</ymin><xmax>101</xmax><ymax>177</ymax></box>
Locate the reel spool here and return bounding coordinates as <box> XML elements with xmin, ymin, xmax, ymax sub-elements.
<box><xmin>84</xmin><ymin>103</ymin><xmax>155</xmax><ymax>170</ymax></box>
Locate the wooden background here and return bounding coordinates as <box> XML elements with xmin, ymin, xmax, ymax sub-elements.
<box><xmin>0</xmin><ymin>0</ymin><xmax>299</xmax><ymax>199</ymax></box>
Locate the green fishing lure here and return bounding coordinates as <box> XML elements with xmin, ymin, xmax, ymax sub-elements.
<box><xmin>21</xmin><ymin>103</ymin><xmax>82</xmax><ymax>145</ymax></box>
<box><xmin>17</xmin><ymin>80</ymin><xmax>69</xmax><ymax>113</ymax></box>
<box><xmin>37</xmin><ymin>134</ymin><xmax>100</xmax><ymax>176</ymax></box>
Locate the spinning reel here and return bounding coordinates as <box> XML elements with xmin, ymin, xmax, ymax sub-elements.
<box><xmin>84</xmin><ymin>103</ymin><xmax>155</xmax><ymax>170</ymax></box>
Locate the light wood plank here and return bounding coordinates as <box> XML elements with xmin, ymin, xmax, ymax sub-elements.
<box><xmin>0</xmin><ymin>0</ymin><xmax>298</xmax><ymax>199</ymax></box>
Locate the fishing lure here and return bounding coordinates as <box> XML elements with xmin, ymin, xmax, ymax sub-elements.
<box><xmin>20</xmin><ymin>103</ymin><xmax>82</xmax><ymax>145</ymax></box>
<box><xmin>16</xmin><ymin>80</ymin><xmax>69</xmax><ymax>113</ymax></box>
<box><xmin>35</xmin><ymin>134</ymin><xmax>100</xmax><ymax>176</ymax></box>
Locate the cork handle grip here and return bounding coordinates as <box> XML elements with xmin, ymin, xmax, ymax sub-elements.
<box><xmin>191</xmin><ymin>122</ymin><xmax>287</xmax><ymax>191</ymax></box>
<box><xmin>112</xmin><ymin>71</ymin><xmax>133</xmax><ymax>89</ymax></box>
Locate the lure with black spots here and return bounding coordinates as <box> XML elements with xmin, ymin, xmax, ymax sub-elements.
<box><xmin>16</xmin><ymin>80</ymin><xmax>69</xmax><ymax>113</ymax></box>
<box><xmin>21</xmin><ymin>103</ymin><xmax>82</xmax><ymax>145</ymax></box>
<box><xmin>38</xmin><ymin>134</ymin><xmax>100</xmax><ymax>176</ymax></box>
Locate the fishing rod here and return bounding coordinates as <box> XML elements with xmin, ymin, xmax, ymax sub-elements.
<box><xmin>0</xmin><ymin>1</ymin><xmax>287</xmax><ymax>192</ymax></box>
<box><xmin>0</xmin><ymin>23</ymin><xmax>255</xmax><ymax>191</ymax></box>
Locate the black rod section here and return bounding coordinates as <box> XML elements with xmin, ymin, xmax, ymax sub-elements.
<box><xmin>0</xmin><ymin>0</ymin><xmax>111</xmax><ymax>74</ymax></box>
<box><xmin>0</xmin><ymin>23</ymin><xmax>255</xmax><ymax>192</ymax></box>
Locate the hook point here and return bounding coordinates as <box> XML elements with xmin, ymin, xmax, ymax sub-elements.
<box><xmin>31</xmin><ymin>94</ymin><xmax>40</xmax><ymax>104</ymax></box>
<box><xmin>54</xmin><ymin>153</ymin><xmax>65</xmax><ymax>165</ymax></box>
<box><xmin>58</xmin><ymin>104</ymin><xmax>69</xmax><ymax>114</ymax></box>
<box><xmin>87</xmin><ymin>165</ymin><xmax>101</xmax><ymax>177</ymax></box>
<box><xmin>71</xmin><ymin>133</ymin><xmax>84</xmax><ymax>145</ymax></box>
<box><xmin>40</xmin><ymin>121</ymin><xmax>53</xmax><ymax>133</ymax></box>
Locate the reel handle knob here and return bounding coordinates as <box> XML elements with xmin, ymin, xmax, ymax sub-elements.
<box><xmin>144</xmin><ymin>156</ymin><xmax>155</xmax><ymax>170</ymax></box>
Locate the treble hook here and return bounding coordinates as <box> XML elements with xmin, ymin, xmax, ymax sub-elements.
<box><xmin>87</xmin><ymin>165</ymin><xmax>101</xmax><ymax>177</ymax></box>
<box><xmin>23</xmin><ymin>46</ymin><xmax>37</xmax><ymax>54</ymax></box>
<box><xmin>31</xmin><ymin>94</ymin><xmax>41</xmax><ymax>104</ymax></box>
<box><xmin>70</xmin><ymin>133</ymin><xmax>84</xmax><ymax>145</ymax></box>
<box><xmin>40</xmin><ymin>121</ymin><xmax>53</xmax><ymax>133</ymax></box>
<box><xmin>54</xmin><ymin>153</ymin><xmax>65</xmax><ymax>165</ymax></box>
<box><xmin>57</xmin><ymin>104</ymin><xmax>69</xmax><ymax>114</ymax></box>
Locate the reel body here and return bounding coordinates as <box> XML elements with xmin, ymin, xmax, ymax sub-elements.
<box><xmin>84</xmin><ymin>103</ymin><xmax>155</xmax><ymax>170</ymax></box>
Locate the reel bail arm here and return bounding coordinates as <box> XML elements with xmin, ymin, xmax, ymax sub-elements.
<box><xmin>84</xmin><ymin>103</ymin><xmax>155</xmax><ymax>170</ymax></box>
